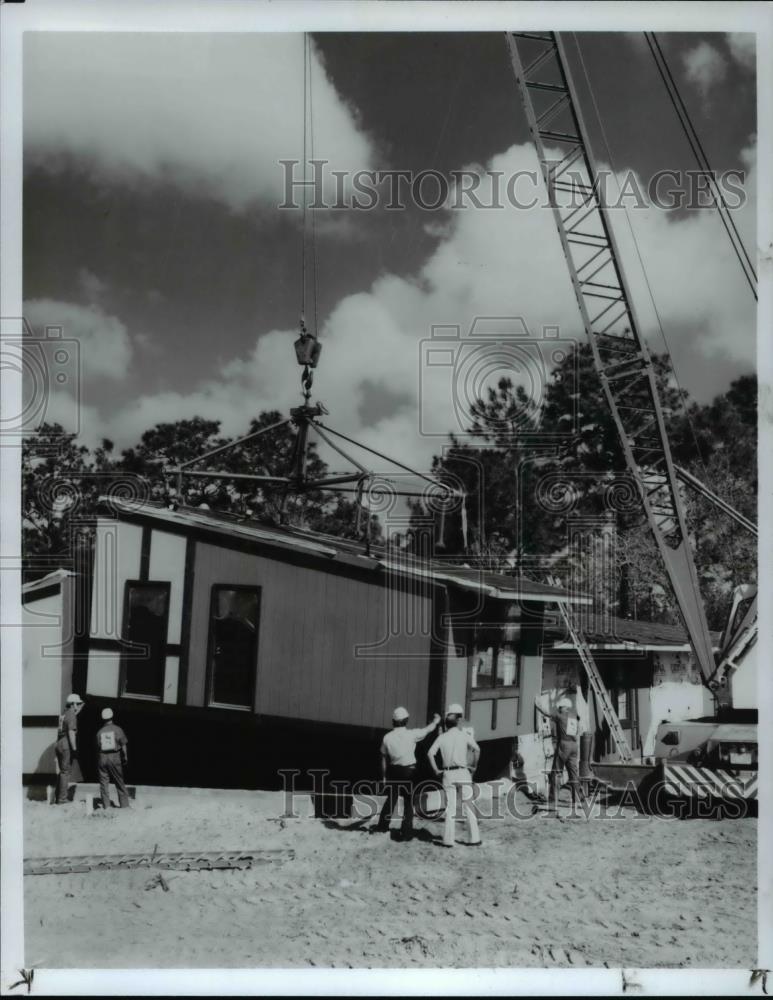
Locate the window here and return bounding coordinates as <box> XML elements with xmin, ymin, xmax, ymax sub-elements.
<box><xmin>498</xmin><ymin>644</ymin><xmax>519</xmax><ymax>686</ymax></box>
<box><xmin>207</xmin><ymin>586</ymin><xmax>261</xmax><ymax>709</ymax></box>
<box><xmin>471</xmin><ymin>629</ymin><xmax>520</xmax><ymax>690</ymax></box>
<box><xmin>121</xmin><ymin>582</ymin><xmax>170</xmax><ymax>699</ymax></box>
<box><xmin>472</xmin><ymin>644</ymin><xmax>495</xmax><ymax>688</ymax></box>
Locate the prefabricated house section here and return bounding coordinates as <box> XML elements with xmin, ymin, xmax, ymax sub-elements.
<box><xmin>23</xmin><ymin>499</ymin><xmax>589</xmax><ymax>789</ymax></box>
<box><xmin>22</xmin><ymin>569</ymin><xmax>80</xmax><ymax>784</ymax></box>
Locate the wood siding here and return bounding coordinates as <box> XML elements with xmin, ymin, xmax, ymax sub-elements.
<box><xmin>22</xmin><ymin>580</ymin><xmax>76</xmax><ymax>777</ymax></box>
<box><xmin>23</xmin><ymin>588</ymin><xmax>67</xmax><ymax>716</ymax></box>
<box><xmin>86</xmin><ymin>522</ymin><xmax>187</xmax><ymax>704</ymax></box>
<box><xmin>188</xmin><ymin>541</ymin><xmax>434</xmax><ymax>729</ymax></box>
<box><xmin>148</xmin><ymin>530</ymin><xmax>187</xmax><ymax>645</ymax></box>
<box><xmin>444</xmin><ymin>639</ymin><xmax>468</xmax><ymax>713</ymax></box>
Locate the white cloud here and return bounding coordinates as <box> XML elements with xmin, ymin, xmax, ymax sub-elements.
<box><xmin>34</xmin><ymin>390</ymin><xmax>105</xmax><ymax>449</ymax></box>
<box><xmin>605</xmin><ymin>156</ymin><xmax>756</xmax><ymax>364</ymax></box>
<box><xmin>726</xmin><ymin>33</ymin><xmax>755</xmax><ymax>71</ymax></box>
<box><xmin>76</xmin><ymin>142</ymin><xmax>754</xmax><ymax>481</ymax></box>
<box><xmin>77</xmin><ymin>268</ymin><xmax>108</xmax><ymax>303</ymax></box>
<box><xmin>133</xmin><ymin>331</ymin><xmax>165</xmax><ymax>357</ymax></box>
<box><xmin>23</xmin><ymin>299</ymin><xmax>133</xmax><ymax>377</ymax></box>
<box><xmin>24</xmin><ymin>33</ymin><xmax>376</xmax><ymax>213</ymax></box>
<box><xmin>682</xmin><ymin>41</ymin><xmax>728</xmax><ymax>97</ymax></box>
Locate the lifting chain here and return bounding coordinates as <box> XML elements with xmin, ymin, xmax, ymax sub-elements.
<box><xmin>302</xmin><ymin>364</ymin><xmax>314</xmax><ymax>402</ymax></box>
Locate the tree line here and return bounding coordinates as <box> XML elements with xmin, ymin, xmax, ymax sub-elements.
<box><xmin>23</xmin><ymin>345</ymin><xmax>756</xmax><ymax>630</ymax></box>
<box><xmin>407</xmin><ymin>346</ymin><xmax>756</xmax><ymax>631</ymax></box>
<box><xmin>22</xmin><ymin>410</ymin><xmax>382</xmax><ymax>579</ymax></box>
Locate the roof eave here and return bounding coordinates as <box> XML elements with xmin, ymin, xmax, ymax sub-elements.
<box><xmin>379</xmin><ymin>560</ymin><xmax>590</xmax><ymax>603</ymax></box>
<box><xmin>102</xmin><ymin>498</ymin><xmax>589</xmax><ymax>602</ymax></box>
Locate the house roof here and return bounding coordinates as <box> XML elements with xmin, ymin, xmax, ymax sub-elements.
<box><xmin>547</xmin><ymin>612</ymin><xmax>721</xmax><ymax>651</ymax></box>
<box><xmin>99</xmin><ymin>498</ymin><xmax>590</xmax><ymax>605</ymax></box>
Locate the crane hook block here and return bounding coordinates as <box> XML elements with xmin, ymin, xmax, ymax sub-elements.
<box><xmin>294</xmin><ymin>330</ymin><xmax>322</xmax><ymax>369</ymax></box>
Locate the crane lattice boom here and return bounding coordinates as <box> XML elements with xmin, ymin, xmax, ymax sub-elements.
<box><xmin>506</xmin><ymin>32</ymin><xmax>721</xmax><ymax>703</ymax></box>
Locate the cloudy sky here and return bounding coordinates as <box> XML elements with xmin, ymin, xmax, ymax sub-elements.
<box><xmin>23</xmin><ymin>30</ymin><xmax>757</xmax><ymax>477</ymax></box>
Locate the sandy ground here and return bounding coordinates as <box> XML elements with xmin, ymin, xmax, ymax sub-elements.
<box><xmin>23</xmin><ymin>785</ymin><xmax>757</xmax><ymax>970</ymax></box>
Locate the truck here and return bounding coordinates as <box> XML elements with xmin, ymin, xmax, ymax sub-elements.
<box><xmin>653</xmin><ymin>584</ymin><xmax>757</xmax><ymax>813</ymax></box>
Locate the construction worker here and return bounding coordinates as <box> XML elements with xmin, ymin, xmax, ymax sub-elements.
<box><xmin>428</xmin><ymin>704</ymin><xmax>481</xmax><ymax>848</ymax></box>
<box><xmin>373</xmin><ymin>706</ymin><xmax>441</xmax><ymax>840</ymax></box>
<box><xmin>95</xmin><ymin>707</ymin><xmax>130</xmax><ymax>809</ymax></box>
<box><xmin>535</xmin><ymin>695</ymin><xmax>585</xmax><ymax>813</ymax></box>
<box><xmin>55</xmin><ymin>693</ymin><xmax>84</xmax><ymax>804</ymax></box>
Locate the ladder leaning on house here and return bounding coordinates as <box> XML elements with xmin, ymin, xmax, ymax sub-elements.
<box><xmin>553</xmin><ymin>599</ymin><xmax>634</xmax><ymax>764</ymax></box>
<box><xmin>536</xmin><ymin>707</ymin><xmax>556</xmax><ymax>794</ymax></box>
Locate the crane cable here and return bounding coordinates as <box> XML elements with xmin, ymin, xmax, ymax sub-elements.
<box><xmin>301</xmin><ymin>34</ymin><xmax>307</xmax><ymax>327</ymax></box>
<box><xmin>300</xmin><ymin>33</ymin><xmax>320</xmax><ymax>337</ymax></box>
<box><xmin>308</xmin><ymin>34</ymin><xmax>319</xmax><ymax>339</ymax></box>
<box><xmin>571</xmin><ymin>33</ymin><xmax>712</xmax><ymax>634</ymax></box>
<box><xmin>572</xmin><ymin>35</ymin><xmax>750</xmax><ymax>601</ymax></box>
<box><xmin>572</xmin><ymin>33</ymin><xmax>713</xmax><ymax>490</ymax></box>
<box><xmin>645</xmin><ymin>32</ymin><xmax>758</xmax><ymax>302</ymax></box>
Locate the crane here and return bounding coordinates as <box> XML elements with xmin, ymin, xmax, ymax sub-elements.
<box><xmin>505</xmin><ymin>31</ymin><xmax>757</xmax><ymax>807</ymax></box>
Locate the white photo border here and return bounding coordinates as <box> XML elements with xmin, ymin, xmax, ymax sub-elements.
<box><xmin>1</xmin><ymin>1</ymin><xmax>771</xmax><ymax>995</ymax></box>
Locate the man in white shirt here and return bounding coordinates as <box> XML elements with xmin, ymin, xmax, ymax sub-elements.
<box><xmin>428</xmin><ymin>704</ymin><xmax>482</xmax><ymax>848</ymax></box>
<box><xmin>535</xmin><ymin>694</ymin><xmax>585</xmax><ymax>812</ymax></box>
<box><xmin>373</xmin><ymin>706</ymin><xmax>441</xmax><ymax>840</ymax></box>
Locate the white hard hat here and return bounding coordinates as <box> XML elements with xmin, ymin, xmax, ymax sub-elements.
<box><xmin>101</xmin><ymin>707</ymin><xmax>114</xmax><ymax>721</ymax></box>
<box><xmin>446</xmin><ymin>703</ymin><xmax>464</xmax><ymax>717</ymax></box>
<box><xmin>392</xmin><ymin>706</ymin><xmax>409</xmax><ymax>722</ymax></box>
<box><xmin>65</xmin><ymin>693</ymin><xmax>83</xmax><ymax>705</ymax></box>
<box><xmin>557</xmin><ymin>698</ymin><xmax>572</xmax><ymax>709</ymax></box>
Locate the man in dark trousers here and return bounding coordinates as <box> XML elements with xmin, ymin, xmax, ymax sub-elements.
<box><xmin>96</xmin><ymin>707</ymin><xmax>130</xmax><ymax>809</ymax></box>
<box><xmin>535</xmin><ymin>695</ymin><xmax>586</xmax><ymax>814</ymax></box>
<box><xmin>373</xmin><ymin>706</ymin><xmax>441</xmax><ymax>840</ymax></box>
<box><xmin>55</xmin><ymin>693</ymin><xmax>84</xmax><ymax>804</ymax></box>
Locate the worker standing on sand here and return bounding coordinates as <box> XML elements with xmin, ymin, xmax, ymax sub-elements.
<box><xmin>373</xmin><ymin>706</ymin><xmax>441</xmax><ymax>840</ymax></box>
<box><xmin>55</xmin><ymin>693</ymin><xmax>84</xmax><ymax>804</ymax></box>
<box><xmin>428</xmin><ymin>704</ymin><xmax>482</xmax><ymax>848</ymax></box>
<box><xmin>96</xmin><ymin>707</ymin><xmax>130</xmax><ymax>809</ymax></box>
<box><xmin>535</xmin><ymin>695</ymin><xmax>586</xmax><ymax>814</ymax></box>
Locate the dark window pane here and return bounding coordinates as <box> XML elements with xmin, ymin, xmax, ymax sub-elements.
<box><xmin>123</xmin><ymin>584</ymin><xmax>168</xmax><ymax>698</ymax></box>
<box><xmin>209</xmin><ymin>588</ymin><xmax>259</xmax><ymax>707</ymax></box>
